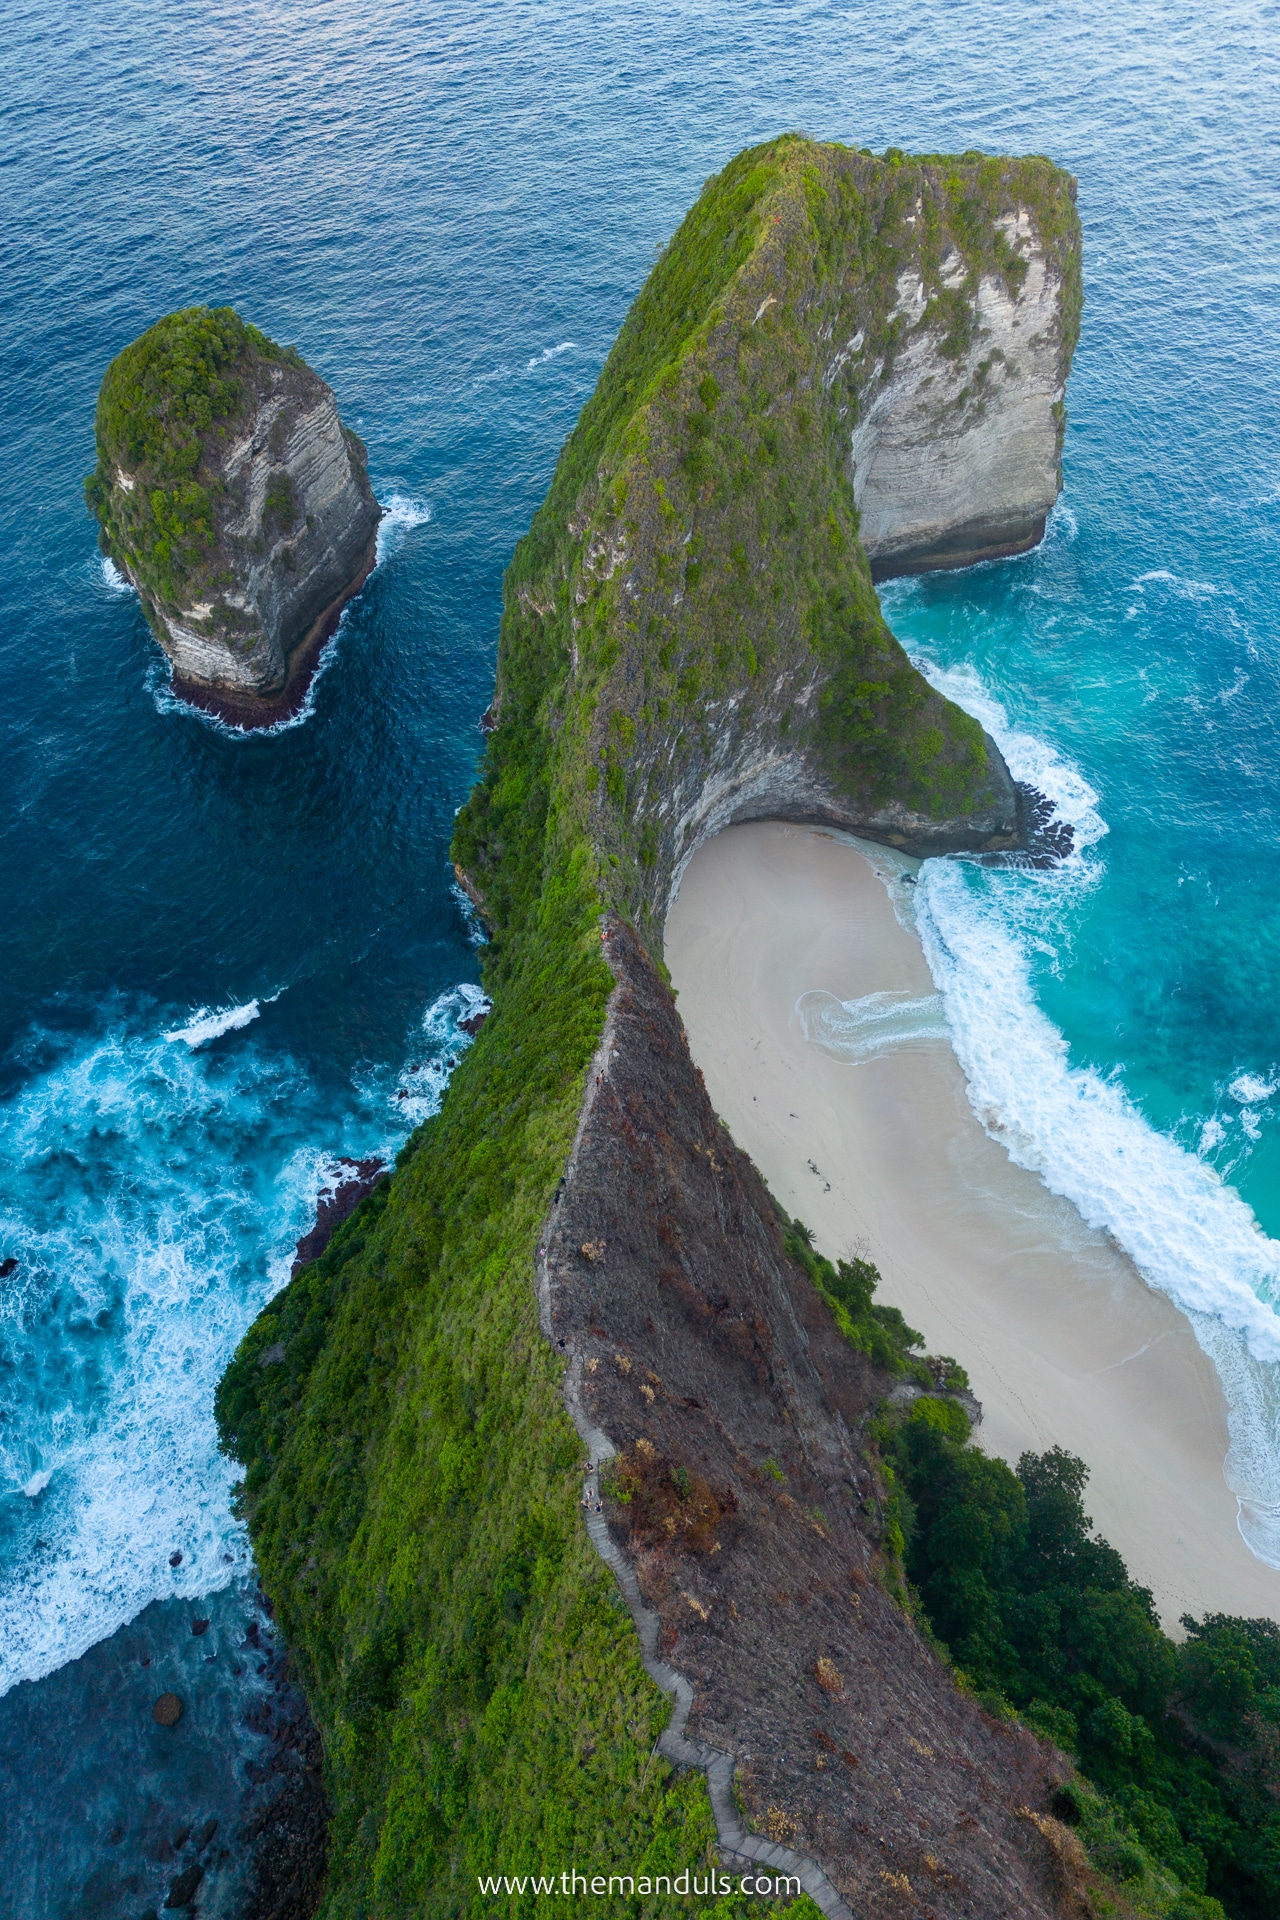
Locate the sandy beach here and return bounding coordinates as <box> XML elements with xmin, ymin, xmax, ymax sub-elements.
<box><xmin>665</xmin><ymin>820</ymin><xmax>1280</xmax><ymax>1629</ymax></box>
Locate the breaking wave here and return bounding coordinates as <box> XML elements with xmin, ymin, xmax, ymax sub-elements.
<box><xmin>375</xmin><ymin>491</ymin><xmax>432</xmax><ymax>563</ymax></box>
<box><xmin>164</xmin><ymin>999</ymin><xmax>264</xmax><ymax>1048</ymax></box>
<box><xmin>0</xmin><ymin>976</ymin><xmax>486</xmax><ymax>1694</ymax></box>
<box><xmin>526</xmin><ymin>340</ymin><xmax>576</xmax><ymax>370</ymax></box>
<box><xmin>389</xmin><ymin>982</ymin><xmax>490</xmax><ymax>1127</ymax></box>
<box><xmin>796</xmin><ymin>988</ymin><xmax>949</xmax><ymax>1060</ymax></box>
<box><xmin>905</xmin><ymin>656</ymin><xmax>1280</xmax><ymax>1563</ymax></box>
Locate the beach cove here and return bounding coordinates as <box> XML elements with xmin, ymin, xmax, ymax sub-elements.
<box><xmin>666</xmin><ymin>820</ymin><xmax>1280</xmax><ymax>1630</ymax></box>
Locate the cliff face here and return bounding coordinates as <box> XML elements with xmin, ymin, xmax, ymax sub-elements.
<box><xmin>456</xmin><ymin>140</ymin><xmax>1080</xmax><ymax>949</ymax></box>
<box><xmin>87</xmin><ymin>307</ymin><xmax>380</xmax><ymax>724</ymax></box>
<box><xmin>543</xmin><ymin>920</ymin><xmax>1076</xmax><ymax>1918</ymax></box>
<box><xmin>217</xmin><ymin>140</ymin><xmax>1094</xmax><ymax>1920</ymax></box>
<box><xmin>852</xmin><ymin>196</ymin><xmax>1078</xmax><ymax>576</ymax></box>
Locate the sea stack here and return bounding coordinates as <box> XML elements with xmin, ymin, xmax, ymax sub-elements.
<box><xmin>86</xmin><ymin>306</ymin><xmax>381</xmax><ymax>725</ymax></box>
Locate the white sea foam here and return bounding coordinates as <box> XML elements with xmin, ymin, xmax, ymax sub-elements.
<box><xmin>375</xmin><ymin>491</ymin><xmax>432</xmax><ymax>564</ymax></box>
<box><xmin>0</xmin><ymin>1027</ymin><xmax>296</xmax><ymax>1692</ymax></box>
<box><xmin>1132</xmin><ymin>568</ymin><xmax>1220</xmax><ymax>601</ymax></box>
<box><xmin>391</xmin><ymin>982</ymin><xmax>491</xmax><ymax>1126</ymax></box>
<box><xmin>451</xmin><ymin>880</ymin><xmax>489</xmax><ymax>948</ymax></box>
<box><xmin>165</xmin><ymin>1000</ymin><xmax>262</xmax><ymax>1048</ymax></box>
<box><xmin>0</xmin><ymin>975</ymin><xmax>487</xmax><ymax>1694</ymax></box>
<box><xmin>526</xmin><ymin>341</ymin><xmax>576</xmax><ymax>371</ymax></box>
<box><xmin>903</xmin><ymin>656</ymin><xmax>1280</xmax><ymax>1562</ymax></box>
<box><xmin>1044</xmin><ymin>497</ymin><xmax>1079</xmax><ymax>544</ymax></box>
<box><xmin>1229</xmin><ymin>1073</ymin><xmax>1277</xmax><ymax>1106</ymax></box>
<box><xmin>100</xmin><ymin>557</ymin><xmax>133</xmax><ymax>595</ymax></box>
<box><xmin>911</xmin><ymin>656</ymin><xmax>1108</xmax><ymax>854</ymax></box>
<box><xmin>797</xmin><ymin>989</ymin><xmax>949</xmax><ymax>1061</ymax></box>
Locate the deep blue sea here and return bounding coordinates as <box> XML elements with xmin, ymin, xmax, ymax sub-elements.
<box><xmin>2</xmin><ymin>0</ymin><xmax>1279</xmax><ymax>1910</ymax></box>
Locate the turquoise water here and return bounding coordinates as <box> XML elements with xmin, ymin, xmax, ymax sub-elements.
<box><xmin>2</xmin><ymin>0</ymin><xmax>1279</xmax><ymax>1908</ymax></box>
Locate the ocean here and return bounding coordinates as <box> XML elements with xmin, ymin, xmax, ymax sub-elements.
<box><xmin>2</xmin><ymin>0</ymin><xmax>1278</xmax><ymax>1909</ymax></box>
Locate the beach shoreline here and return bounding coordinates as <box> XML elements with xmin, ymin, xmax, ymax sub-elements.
<box><xmin>665</xmin><ymin>820</ymin><xmax>1280</xmax><ymax>1630</ymax></box>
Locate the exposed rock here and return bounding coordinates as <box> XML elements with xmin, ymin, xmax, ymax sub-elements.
<box><xmin>237</xmin><ymin>1632</ymin><xmax>329</xmax><ymax>1920</ymax></box>
<box><xmin>542</xmin><ymin>919</ymin><xmax>1073</xmax><ymax>1917</ymax></box>
<box><xmin>87</xmin><ymin>307</ymin><xmax>380</xmax><ymax>727</ymax></box>
<box><xmin>0</xmin><ymin>1258</ymin><xmax>18</xmax><ymax>1279</ymax></box>
<box><xmin>457</xmin><ymin>140</ymin><xmax>1082</xmax><ymax>957</ymax></box>
<box><xmin>852</xmin><ymin>202</ymin><xmax>1080</xmax><ymax>577</ymax></box>
<box><xmin>163</xmin><ymin>1863</ymin><xmax>204</xmax><ymax>1908</ymax></box>
<box><xmin>152</xmin><ymin>1692</ymin><xmax>184</xmax><ymax>1727</ymax></box>
<box><xmin>291</xmin><ymin>1157</ymin><xmax>385</xmax><ymax>1276</ymax></box>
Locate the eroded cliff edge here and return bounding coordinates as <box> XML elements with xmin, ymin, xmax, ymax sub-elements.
<box><xmin>457</xmin><ymin>140</ymin><xmax>1080</xmax><ymax>950</ymax></box>
<box><xmin>87</xmin><ymin>306</ymin><xmax>380</xmax><ymax>726</ymax></box>
<box><xmin>217</xmin><ymin>139</ymin><xmax>1093</xmax><ymax>1919</ymax></box>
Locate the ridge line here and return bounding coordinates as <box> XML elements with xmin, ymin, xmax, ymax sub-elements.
<box><xmin>534</xmin><ymin>935</ymin><xmax>857</xmax><ymax>1920</ymax></box>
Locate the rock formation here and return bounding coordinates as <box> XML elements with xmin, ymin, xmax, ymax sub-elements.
<box><xmin>539</xmin><ymin>918</ymin><xmax>1081</xmax><ymax>1918</ymax></box>
<box><xmin>87</xmin><ymin>306</ymin><xmax>380</xmax><ymax>725</ymax></box>
<box><xmin>466</xmin><ymin>140</ymin><xmax>1081</xmax><ymax>953</ymax></box>
<box><xmin>218</xmin><ymin>141</ymin><xmax>1109</xmax><ymax>1919</ymax></box>
<box><xmin>851</xmin><ymin>193</ymin><xmax>1079</xmax><ymax>576</ymax></box>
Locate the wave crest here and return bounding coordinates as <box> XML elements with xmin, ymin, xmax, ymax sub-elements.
<box><xmin>906</xmin><ymin>660</ymin><xmax>1280</xmax><ymax>1563</ymax></box>
<box><xmin>797</xmin><ymin>988</ymin><xmax>948</xmax><ymax>1061</ymax></box>
<box><xmin>165</xmin><ymin>1001</ymin><xmax>262</xmax><ymax>1048</ymax></box>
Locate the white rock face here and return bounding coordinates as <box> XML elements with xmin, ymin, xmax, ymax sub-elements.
<box><xmin>848</xmin><ymin>206</ymin><xmax>1069</xmax><ymax>577</ymax></box>
<box><xmin>113</xmin><ymin>357</ymin><xmax>380</xmax><ymax>714</ymax></box>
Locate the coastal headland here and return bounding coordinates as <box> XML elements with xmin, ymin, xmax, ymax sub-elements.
<box><xmin>214</xmin><ymin>136</ymin><xmax>1280</xmax><ymax>1919</ymax></box>
<box><xmin>666</xmin><ymin>820</ymin><xmax>1280</xmax><ymax>1629</ymax></box>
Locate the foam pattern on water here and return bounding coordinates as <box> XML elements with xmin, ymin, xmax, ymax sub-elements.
<box><xmin>796</xmin><ymin>989</ymin><xmax>949</xmax><ymax>1061</ymax></box>
<box><xmin>909</xmin><ymin>662</ymin><xmax>1280</xmax><ymax>1561</ymax></box>
<box><xmin>375</xmin><ymin>492</ymin><xmax>432</xmax><ymax>564</ymax></box>
<box><xmin>164</xmin><ymin>999</ymin><xmax>266</xmax><ymax>1047</ymax></box>
<box><xmin>0</xmin><ymin>980</ymin><xmax>485</xmax><ymax>1695</ymax></box>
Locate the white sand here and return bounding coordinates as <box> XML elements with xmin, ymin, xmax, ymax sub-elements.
<box><xmin>665</xmin><ymin>820</ymin><xmax>1280</xmax><ymax>1629</ymax></box>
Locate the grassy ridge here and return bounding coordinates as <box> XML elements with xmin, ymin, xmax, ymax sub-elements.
<box><xmin>217</xmin><ymin>136</ymin><xmax>1080</xmax><ymax>1913</ymax></box>
<box><xmin>217</xmin><ymin>791</ymin><xmax>821</xmax><ymax>1913</ymax></box>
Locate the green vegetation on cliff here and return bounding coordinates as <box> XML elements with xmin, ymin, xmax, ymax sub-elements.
<box><xmin>463</xmin><ymin>133</ymin><xmax>1080</xmax><ymax>946</ymax></box>
<box><xmin>882</xmin><ymin>1397</ymin><xmax>1280</xmax><ymax>1919</ymax></box>
<box><xmin>217</xmin><ymin>136</ymin><xmax>1080</xmax><ymax>1916</ymax></box>
<box><xmin>85</xmin><ymin>304</ymin><xmax>300</xmax><ymax>605</ymax></box>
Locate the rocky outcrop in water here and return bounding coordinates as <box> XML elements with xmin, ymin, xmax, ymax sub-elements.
<box><xmin>87</xmin><ymin>307</ymin><xmax>380</xmax><ymax>726</ymax></box>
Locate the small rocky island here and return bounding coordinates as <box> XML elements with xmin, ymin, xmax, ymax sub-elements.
<box><xmin>87</xmin><ymin>306</ymin><xmax>380</xmax><ymax>726</ymax></box>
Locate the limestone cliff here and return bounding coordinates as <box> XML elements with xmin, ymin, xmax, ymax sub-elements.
<box><xmin>216</xmin><ymin>141</ymin><xmax>1103</xmax><ymax>1920</ymax></box>
<box><xmin>456</xmin><ymin>139</ymin><xmax>1080</xmax><ymax>955</ymax></box>
<box><xmin>851</xmin><ymin>176</ymin><xmax>1079</xmax><ymax>576</ymax></box>
<box><xmin>87</xmin><ymin>307</ymin><xmax>380</xmax><ymax>725</ymax></box>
